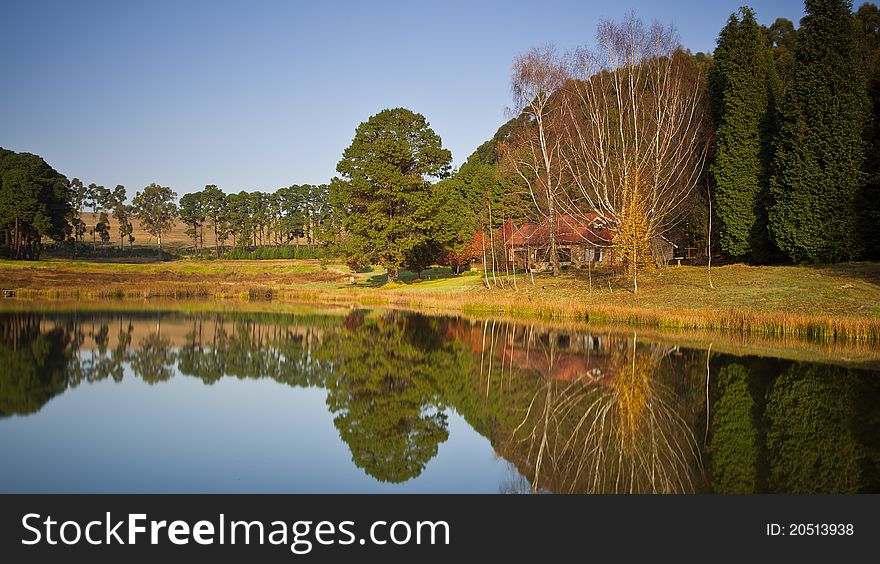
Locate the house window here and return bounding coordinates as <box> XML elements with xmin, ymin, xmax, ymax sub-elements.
<box><xmin>558</xmin><ymin>248</ymin><xmax>572</xmax><ymax>263</ymax></box>
<box><xmin>595</xmin><ymin>250</ymin><xmax>603</xmax><ymax>262</ymax></box>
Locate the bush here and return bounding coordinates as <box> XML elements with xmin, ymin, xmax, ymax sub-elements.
<box><xmin>42</xmin><ymin>242</ymin><xmax>180</xmax><ymax>260</ymax></box>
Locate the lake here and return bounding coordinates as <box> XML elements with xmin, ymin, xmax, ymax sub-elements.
<box><xmin>1</xmin><ymin>306</ymin><xmax>878</xmax><ymax>493</ymax></box>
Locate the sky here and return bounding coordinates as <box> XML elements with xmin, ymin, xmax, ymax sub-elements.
<box><xmin>0</xmin><ymin>0</ymin><xmax>807</xmax><ymax>196</ymax></box>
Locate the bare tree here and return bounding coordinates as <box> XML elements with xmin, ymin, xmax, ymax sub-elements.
<box><xmin>503</xmin><ymin>45</ymin><xmax>569</xmax><ymax>276</ymax></box>
<box><xmin>561</xmin><ymin>14</ymin><xmax>709</xmax><ymax>292</ymax></box>
<box><xmin>706</xmin><ymin>180</ymin><xmax>715</xmax><ymax>289</ymax></box>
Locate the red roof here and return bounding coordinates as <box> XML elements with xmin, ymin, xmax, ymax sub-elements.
<box><xmin>507</xmin><ymin>214</ymin><xmax>615</xmax><ymax>247</ymax></box>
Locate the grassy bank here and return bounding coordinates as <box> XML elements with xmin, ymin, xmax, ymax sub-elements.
<box><xmin>4</xmin><ymin>297</ymin><xmax>877</xmax><ymax>369</ymax></box>
<box><xmin>1</xmin><ymin>258</ymin><xmax>878</xmax><ymax>344</ymax></box>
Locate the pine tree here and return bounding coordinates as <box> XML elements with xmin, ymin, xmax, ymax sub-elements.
<box><xmin>710</xmin><ymin>7</ymin><xmax>781</xmax><ymax>261</ymax></box>
<box><xmin>770</xmin><ymin>0</ymin><xmax>870</xmax><ymax>263</ymax></box>
<box><xmin>333</xmin><ymin>108</ymin><xmax>451</xmax><ymax>282</ymax></box>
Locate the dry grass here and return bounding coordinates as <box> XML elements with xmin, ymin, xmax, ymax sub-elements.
<box><xmin>1</xmin><ymin>258</ymin><xmax>878</xmax><ymax>345</ymax></box>
<box><xmin>4</xmin><ymin>298</ymin><xmax>876</xmax><ymax>368</ymax></box>
<box><xmin>78</xmin><ymin>211</ymin><xmax>213</xmax><ymax>249</ymax></box>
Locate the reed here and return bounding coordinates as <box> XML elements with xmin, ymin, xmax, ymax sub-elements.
<box><xmin>15</xmin><ymin>285</ymin><xmax>875</xmax><ymax>345</ymax></box>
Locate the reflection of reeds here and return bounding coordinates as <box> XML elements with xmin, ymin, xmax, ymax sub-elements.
<box><xmin>11</xmin><ymin>284</ymin><xmax>879</xmax><ymax>345</ymax></box>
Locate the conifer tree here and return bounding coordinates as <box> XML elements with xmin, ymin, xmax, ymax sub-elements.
<box><xmin>710</xmin><ymin>7</ymin><xmax>780</xmax><ymax>261</ymax></box>
<box><xmin>333</xmin><ymin>108</ymin><xmax>451</xmax><ymax>282</ymax></box>
<box><xmin>770</xmin><ymin>0</ymin><xmax>869</xmax><ymax>263</ymax></box>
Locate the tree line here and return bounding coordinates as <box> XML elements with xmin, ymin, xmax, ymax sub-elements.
<box><xmin>2</xmin><ymin>0</ymin><xmax>878</xmax><ymax>274</ymax></box>
<box><xmin>710</xmin><ymin>0</ymin><xmax>880</xmax><ymax>264</ymax></box>
<box><xmin>0</xmin><ymin>152</ymin><xmax>339</xmax><ymax>260</ymax></box>
<box><xmin>177</xmin><ymin>183</ymin><xmax>336</xmax><ymax>257</ymax></box>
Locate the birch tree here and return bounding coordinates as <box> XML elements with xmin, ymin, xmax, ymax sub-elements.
<box><xmin>503</xmin><ymin>45</ymin><xmax>569</xmax><ymax>276</ymax></box>
<box><xmin>562</xmin><ymin>14</ymin><xmax>709</xmax><ymax>291</ymax></box>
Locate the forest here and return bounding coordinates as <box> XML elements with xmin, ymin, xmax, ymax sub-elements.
<box><xmin>1</xmin><ymin>1</ymin><xmax>878</xmax><ymax>288</ymax></box>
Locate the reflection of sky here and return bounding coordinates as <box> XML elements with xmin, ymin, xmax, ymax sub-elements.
<box><xmin>0</xmin><ymin>362</ymin><xmax>517</xmax><ymax>493</ymax></box>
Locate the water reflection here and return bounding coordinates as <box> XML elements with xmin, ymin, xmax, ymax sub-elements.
<box><xmin>0</xmin><ymin>310</ymin><xmax>877</xmax><ymax>493</ymax></box>
<box><xmin>489</xmin><ymin>332</ymin><xmax>704</xmax><ymax>493</ymax></box>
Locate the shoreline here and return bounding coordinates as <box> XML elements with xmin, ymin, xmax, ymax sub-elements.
<box><xmin>2</xmin><ymin>258</ymin><xmax>878</xmax><ymax>346</ymax></box>
<box><xmin>1</xmin><ymin>297</ymin><xmax>878</xmax><ymax>370</ymax></box>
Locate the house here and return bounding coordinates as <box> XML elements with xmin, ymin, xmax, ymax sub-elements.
<box><xmin>465</xmin><ymin>213</ymin><xmax>679</xmax><ymax>272</ymax></box>
<box><xmin>505</xmin><ymin>213</ymin><xmax>616</xmax><ymax>272</ymax></box>
<box><xmin>651</xmin><ymin>235</ymin><xmax>677</xmax><ymax>265</ymax></box>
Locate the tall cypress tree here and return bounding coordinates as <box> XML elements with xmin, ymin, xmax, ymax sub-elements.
<box><xmin>710</xmin><ymin>7</ymin><xmax>781</xmax><ymax>261</ymax></box>
<box><xmin>770</xmin><ymin>0</ymin><xmax>869</xmax><ymax>263</ymax></box>
<box><xmin>853</xmin><ymin>3</ymin><xmax>880</xmax><ymax>258</ymax></box>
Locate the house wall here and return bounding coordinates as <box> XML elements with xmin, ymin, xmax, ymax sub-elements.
<box><xmin>651</xmin><ymin>238</ymin><xmax>676</xmax><ymax>265</ymax></box>
<box><xmin>509</xmin><ymin>244</ymin><xmax>615</xmax><ymax>271</ymax></box>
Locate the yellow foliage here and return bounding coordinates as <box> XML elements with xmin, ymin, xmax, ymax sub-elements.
<box><xmin>616</xmin><ymin>181</ymin><xmax>654</xmax><ymax>275</ymax></box>
<box><xmin>612</xmin><ymin>343</ymin><xmax>655</xmax><ymax>452</ymax></box>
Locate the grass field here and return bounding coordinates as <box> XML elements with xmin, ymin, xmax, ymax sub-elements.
<box><xmin>1</xmin><ymin>258</ymin><xmax>878</xmax><ymax>344</ymax></box>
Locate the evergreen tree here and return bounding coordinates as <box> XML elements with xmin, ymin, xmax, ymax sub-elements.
<box><xmin>333</xmin><ymin>108</ymin><xmax>451</xmax><ymax>281</ymax></box>
<box><xmin>710</xmin><ymin>7</ymin><xmax>781</xmax><ymax>261</ymax></box>
<box><xmin>770</xmin><ymin>0</ymin><xmax>870</xmax><ymax>263</ymax></box>
<box><xmin>853</xmin><ymin>2</ymin><xmax>880</xmax><ymax>257</ymax></box>
<box><xmin>131</xmin><ymin>183</ymin><xmax>178</xmax><ymax>260</ymax></box>
<box><xmin>0</xmin><ymin>148</ymin><xmax>70</xmax><ymax>260</ymax></box>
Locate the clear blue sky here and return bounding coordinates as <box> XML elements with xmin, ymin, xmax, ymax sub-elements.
<box><xmin>0</xmin><ymin>0</ymin><xmax>806</xmax><ymax>196</ymax></box>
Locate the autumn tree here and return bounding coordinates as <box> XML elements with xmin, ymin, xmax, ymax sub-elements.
<box><xmin>131</xmin><ymin>183</ymin><xmax>178</xmax><ymax>260</ymax></box>
<box><xmin>333</xmin><ymin>108</ymin><xmax>452</xmax><ymax>281</ymax></box>
<box><xmin>563</xmin><ymin>14</ymin><xmax>709</xmax><ymax>291</ymax></box>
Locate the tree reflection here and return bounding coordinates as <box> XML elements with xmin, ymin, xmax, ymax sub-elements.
<box><xmin>495</xmin><ymin>330</ymin><xmax>704</xmax><ymax>493</ymax></box>
<box><xmin>321</xmin><ymin>312</ymin><xmax>449</xmax><ymax>483</ymax></box>
<box><xmin>708</xmin><ymin>364</ymin><xmax>764</xmax><ymax>493</ymax></box>
<box><xmin>0</xmin><ymin>314</ymin><xmax>72</xmax><ymax>417</ymax></box>
<box><xmin>765</xmin><ymin>363</ymin><xmax>880</xmax><ymax>493</ymax></box>
<box><xmin>129</xmin><ymin>320</ymin><xmax>176</xmax><ymax>384</ymax></box>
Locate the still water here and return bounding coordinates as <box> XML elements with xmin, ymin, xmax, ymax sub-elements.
<box><xmin>1</xmin><ymin>308</ymin><xmax>877</xmax><ymax>493</ymax></box>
